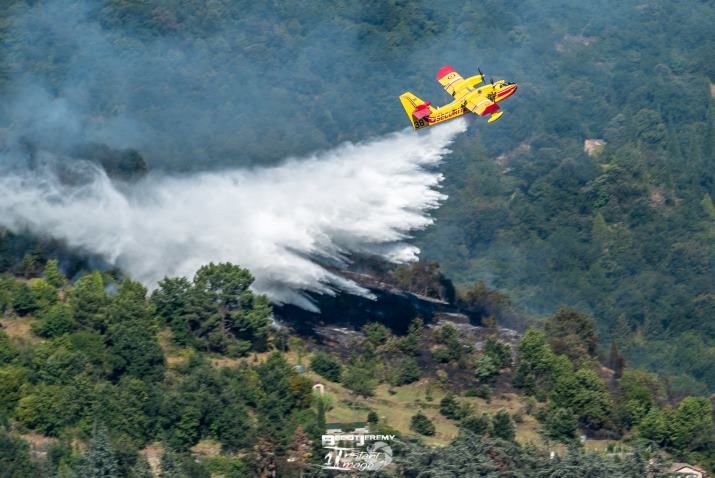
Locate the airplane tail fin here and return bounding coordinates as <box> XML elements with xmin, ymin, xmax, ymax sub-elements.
<box><xmin>399</xmin><ymin>92</ymin><xmax>434</xmax><ymax>129</ymax></box>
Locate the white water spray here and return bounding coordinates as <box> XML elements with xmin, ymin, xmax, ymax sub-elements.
<box><xmin>0</xmin><ymin>120</ymin><xmax>466</xmax><ymax>310</ymax></box>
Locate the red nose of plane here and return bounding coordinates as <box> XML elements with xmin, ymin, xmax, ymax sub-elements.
<box><xmin>497</xmin><ymin>83</ymin><xmax>518</xmax><ymax>100</ymax></box>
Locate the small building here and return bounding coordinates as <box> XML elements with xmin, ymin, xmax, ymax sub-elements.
<box><xmin>325</xmin><ymin>422</ymin><xmax>370</xmax><ymax>435</ymax></box>
<box><xmin>583</xmin><ymin>139</ymin><xmax>606</xmax><ymax>156</ymax></box>
<box><xmin>670</xmin><ymin>463</ymin><xmax>707</xmax><ymax>478</ymax></box>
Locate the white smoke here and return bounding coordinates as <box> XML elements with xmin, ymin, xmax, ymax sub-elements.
<box><xmin>0</xmin><ymin>120</ymin><xmax>466</xmax><ymax>310</ymax></box>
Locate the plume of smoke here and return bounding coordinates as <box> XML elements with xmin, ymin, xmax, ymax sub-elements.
<box><xmin>0</xmin><ymin>120</ymin><xmax>466</xmax><ymax>310</ymax></box>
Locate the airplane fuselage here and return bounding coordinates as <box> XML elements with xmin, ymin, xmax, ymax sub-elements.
<box><xmin>423</xmin><ymin>79</ymin><xmax>518</xmax><ymax>128</ymax></box>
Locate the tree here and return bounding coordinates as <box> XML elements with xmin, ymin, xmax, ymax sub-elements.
<box><xmin>440</xmin><ymin>394</ymin><xmax>462</xmax><ymax>420</ymax></box>
<box><xmin>108</xmin><ymin>279</ymin><xmax>153</xmax><ymax>324</ymax></box>
<box><xmin>512</xmin><ymin>328</ymin><xmax>562</xmax><ymax>395</ymax></box>
<box><xmin>367</xmin><ymin>410</ymin><xmax>379</xmax><ymax>425</ymax></box>
<box><xmin>614</xmin><ymin>369</ymin><xmax>661</xmax><ymax>429</ymax></box>
<box><xmin>44</xmin><ymin>259</ymin><xmax>67</xmax><ymax>289</ymax></box>
<box><xmin>342</xmin><ymin>357</ymin><xmax>378</xmax><ymax>397</ymax></box>
<box><xmin>543</xmin><ymin>407</ymin><xmax>578</xmax><ymax>442</ymax></box>
<box><xmin>79</xmin><ymin>425</ymin><xmax>119</xmax><ymax>478</ymax></box>
<box><xmin>33</xmin><ymin>303</ymin><xmax>76</xmax><ymax>338</ymax></box>
<box><xmin>159</xmin><ymin>449</ymin><xmax>187</xmax><ymax>478</ymax></box>
<box><xmin>130</xmin><ymin>455</ymin><xmax>154</xmax><ymax>478</ymax></box>
<box><xmin>152</xmin><ymin>277</ymin><xmax>194</xmax><ymax>346</ymax></box>
<box><xmin>108</xmin><ymin>322</ymin><xmax>165</xmax><ymax>381</ymax></box>
<box><xmin>492</xmin><ymin>410</ymin><xmax>515</xmax><ymax>441</ymax></box>
<box><xmin>0</xmin><ymin>430</ymin><xmax>39</xmax><ymax>477</ymax></box>
<box><xmin>460</xmin><ymin>414</ymin><xmax>491</xmax><ymax>436</ymax></box>
<box><xmin>392</xmin><ymin>356</ymin><xmax>421</xmax><ymax>386</ymax></box>
<box><xmin>309</xmin><ymin>352</ymin><xmax>342</xmax><ymax>382</ymax></box>
<box><xmin>551</xmin><ymin>368</ymin><xmax>612</xmax><ymax>430</ymax></box>
<box><xmin>637</xmin><ymin>406</ymin><xmax>668</xmax><ymax>445</ymax></box>
<box><xmin>474</xmin><ymin>354</ymin><xmax>499</xmax><ymax>382</ymax></box>
<box><xmin>483</xmin><ymin>337</ymin><xmax>512</xmax><ymax>369</ymax></box>
<box><xmin>69</xmin><ymin>272</ymin><xmax>108</xmax><ymax>332</ymax></box>
<box><xmin>668</xmin><ymin>397</ymin><xmax>713</xmax><ymax>453</ymax></box>
<box><xmin>0</xmin><ymin>366</ymin><xmax>29</xmax><ymax>418</ymax></box>
<box><xmin>214</xmin><ymin>402</ymin><xmax>252</xmax><ymax>451</ymax></box>
<box><xmin>192</xmin><ymin>263</ymin><xmax>272</xmax><ymax>355</ymax></box>
<box><xmin>12</xmin><ymin>283</ymin><xmax>39</xmax><ymax>316</ymax></box>
<box><xmin>544</xmin><ymin>307</ymin><xmax>598</xmax><ymax>363</ymax></box>
<box><xmin>410</xmin><ymin>412</ymin><xmax>435</xmax><ymax>436</ymax></box>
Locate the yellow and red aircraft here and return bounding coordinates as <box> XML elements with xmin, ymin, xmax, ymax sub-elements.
<box><xmin>399</xmin><ymin>65</ymin><xmax>517</xmax><ymax>129</ymax></box>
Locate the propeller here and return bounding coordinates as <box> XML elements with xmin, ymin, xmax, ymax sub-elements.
<box><xmin>478</xmin><ymin>66</ymin><xmax>484</xmax><ymax>80</ymax></box>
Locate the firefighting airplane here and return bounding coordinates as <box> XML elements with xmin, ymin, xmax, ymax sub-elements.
<box><xmin>399</xmin><ymin>65</ymin><xmax>517</xmax><ymax>129</ymax></box>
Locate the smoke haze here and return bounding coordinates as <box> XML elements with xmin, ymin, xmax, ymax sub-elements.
<box><xmin>0</xmin><ymin>121</ymin><xmax>465</xmax><ymax>310</ymax></box>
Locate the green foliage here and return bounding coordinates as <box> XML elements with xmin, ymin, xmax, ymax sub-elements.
<box><xmin>159</xmin><ymin>449</ymin><xmax>187</xmax><ymax>478</ymax></box>
<box><xmin>668</xmin><ymin>397</ymin><xmax>713</xmax><ymax>453</ymax></box>
<box><xmin>341</xmin><ymin>356</ymin><xmax>378</xmax><ymax>397</ymax></box>
<box><xmin>398</xmin><ymin>318</ymin><xmax>424</xmax><ymax>355</ymax></box>
<box><xmin>0</xmin><ymin>330</ymin><xmax>17</xmax><ymax>365</ymax></box>
<box><xmin>614</xmin><ymin>369</ymin><xmax>661</xmax><ymax>429</ymax></box>
<box><xmin>79</xmin><ymin>425</ymin><xmax>119</xmax><ymax>478</ymax></box>
<box><xmin>12</xmin><ymin>283</ymin><xmax>39</xmax><ymax>316</ymax></box>
<box><xmin>0</xmin><ymin>430</ymin><xmax>40</xmax><ymax>478</ymax></box>
<box><xmin>637</xmin><ymin>406</ymin><xmax>668</xmax><ymax>445</ymax></box>
<box><xmin>545</xmin><ymin>307</ymin><xmax>598</xmax><ymax>363</ymax></box>
<box><xmin>43</xmin><ymin>259</ymin><xmax>67</xmax><ymax>289</ymax></box>
<box><xmin>309</xmin><ymin>352</ymin><xmax>342</xmax><ymax>383</ymax></box>
<box><xmin>492</xmin><ymin>410</ymin><xmax>515</xmax><ymax>441</ymax></box>
<box><xmin>154</xmin><ymin>263</ymin><xmax>271</xmax><ymax>356</ymax></box>
<box><xmin>409</xmin><ymin>412</ymin><xmax>435</xmax><ymax>436</ymax></box>
<box><xmin>33</xmin><ymin>303</ymin><xmax>77</xmax><ymax>338</ymax></box>
<box><xmin>151</xmin><ymin>276</ymin><xmax>194</xmax><ymax>346</ymax></box>
<box><xmin>512</xmin><ymin>328</ymin><xmax>562</xmax><ymax>395</ymax></box>
<box><xmin>434</xmin><ymin>323</ymin><xmax>469</xmax><ymax>363</ymax></box>
<box><xmin>551</xmin><ymin>368</ymin><xmax>612</xmax><ymax>430</ymax></box>
<box><xmin>460</xmin><ymin>413</ymin><xmax>491</xmax><ymax>436</ymax></box>
<box><xmin>129</xmin><ymin>455</ymin><xmax>153</xmax><ymax>478</ymax></box>
<box><xmin>391</xmin><ymin>356</ymin><xmax>421</xmax><ymax>386</ymax></box>
<box><xmin>484</xmin><ymin>337</ymin><xmax>512</xmax><ymax>369</ymax></box>
<box><xmin>362</xmin><ymin>322</ymin><xmax>392</xmax><ymax>348</ymax></box>
<box><xmin>439</xmin><ymin>393</ymin><xmax>464</xmax><ymax>420</ymax></box>
<box><xmin>474</xmin><ymin>354</ymin><xmax>499</xmax><ymax>382</ymax></box>
<box><xmin>69</xmin><ymin>273</ymin><xmax>108</xmax><ymax>332</ymax></box>
<box><xmin>108</xmin><ymin>321</ymin><xmax>165</xmax><ymax>381</ymax></box>
<box><xmin>543</xmin><ymin>407</ymin><xmax>578</xmax><ymax>442</ymax></box>
<box><xmin>0</xmin><ymin>366</ymin><xmax>28</xmax><ymax>418</ymax></box>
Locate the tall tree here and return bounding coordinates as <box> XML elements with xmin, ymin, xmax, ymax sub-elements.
<box><xmin>79</xmin><ymin>425</ymin><xmax>119</xmax><ymax>478</ymax></box>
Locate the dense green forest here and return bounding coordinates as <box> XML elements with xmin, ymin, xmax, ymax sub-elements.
<box><xmin>1</xmin><ymin>0</ymin><xmax>713</xmax><ymax>392</ymax></box>
<box><xmin>0</xmin><ymin>260</ymin><xmax>713</xmax><ymax>476</ymax></box>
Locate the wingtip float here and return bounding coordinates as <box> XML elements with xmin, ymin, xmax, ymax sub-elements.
<box><xmin>399</xmin><ymin>65</ymin><xmax>517</xmax><ymax>129</ymax></box>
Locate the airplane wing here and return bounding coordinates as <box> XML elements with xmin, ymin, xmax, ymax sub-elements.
<box><xmin>437</xmin><ymin>66</ymin><xmax>467</xmax><ymax>98</ymax></box>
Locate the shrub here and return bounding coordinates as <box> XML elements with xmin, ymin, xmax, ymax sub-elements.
<box><xmin>310</xmin><ymin>352</ymin><xmax>342</xmax><ymax>382</ymax></box>
<box><xmin>410</xmin><ymin>412</ymin><xmax>435</xmax><ymax>436</ymax></box>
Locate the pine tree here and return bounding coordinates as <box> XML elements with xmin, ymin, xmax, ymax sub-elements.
<box><xmin>79</xmin><ymin>425</ymin><xmax>119</xmax><ymax>478</ymax></box>
<box><xmin>130</xmin><ymin>455</ymin><xmax>154</xmax><ymax>478</ymax></box>
<box><xmin>159</xmin><ymin>449</ymin><xmax>186</xmax><ymax>478</ymax></box>
<box><xmin>44</xmin><ymin>259</ymin><xmax>67</xmax><ymax>289</ymax></box>
<box><xmin>492</xmin><ymin>410</ymin><xmax>515</xmax><ymax>441</ymax></box>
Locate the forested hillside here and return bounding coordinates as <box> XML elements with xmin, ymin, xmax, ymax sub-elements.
<box><xmin>1</xmin><ymin>0</ymin><xmax>713</xmax><ymax>392</ymax></box>
<box><xmin>1</xmin><ymin>260</ymin><xmax>713</xmax><ymax>476</ymax></box>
